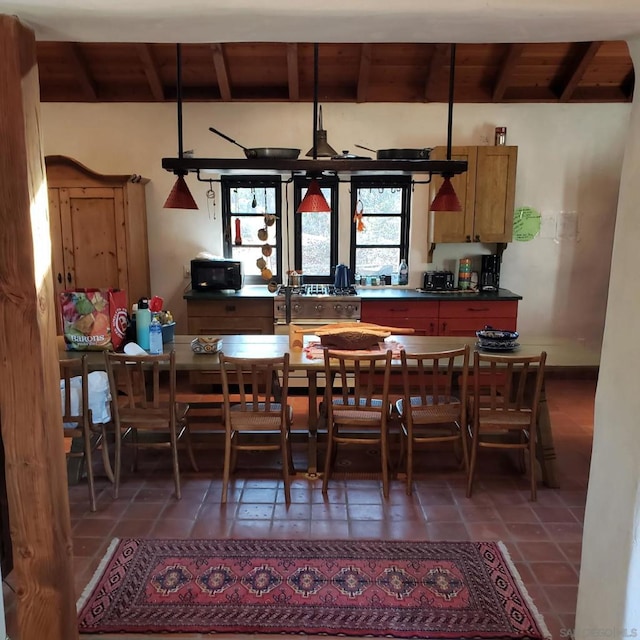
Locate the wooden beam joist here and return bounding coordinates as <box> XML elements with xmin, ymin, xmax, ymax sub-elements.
<box><xmin>492</xmin><ymin>43</ymin><xmax>525</xmax><ymax>101</ymax></box>
<box><xmin>211</xmin><ymin>43</ymin><xmax>231</xmax><ymax>101</ymax></box>
<box><xmin>424</xmin><ymin>44</ymin><xmax>450</xmax><ymax>102</ymax></box>
<box><xmin>286</xmin><ymin>43</ymin><xmax>299</xmax><ymax>101</ymax></box>
<box><xmin>357</xmin><ymin>43</ymin><xmax>372</xmax><ymax>103</ymax></box>
<box><xmin>63</xmin><ymin>42</ymin><xmax>98</xmax><ymax>101</ymax></box>
<box><xmin>559</xmin><ymin>41</ymin><xmax>602</xmax><ymax>102</ymax></box>
<box><xmin>136</xmin><ymin>44</ymin><xmax>164</xmax><ymax>101</ymax></box>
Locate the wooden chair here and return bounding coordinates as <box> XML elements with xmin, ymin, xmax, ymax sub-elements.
<box><xmin>396</xmin><ymin>344</ymin><xmax>470</xmax><ymax>495</ymax></box>
<box><xmin>219</xmin><ymin>352</ymin><xmax>295</xmax><ymax>504</ymax></box>
<box><xmin>322</xmin><ymin>349</ymin><xmax>393</xmax><ymax>498</ymax></box>
<box><xmin>104</xmin><ymin>350</ymin><xmax>198</xmax><ymax>500</ymax></box>
<box><xmin>466</xmin><ymin>350</ymin><xmax>547</xmax><ymax>501</ymax></box>
<box><xmin>59</xmin><ymin>355</ymin><xmax>114</xmax><ymax>511</ymax></box>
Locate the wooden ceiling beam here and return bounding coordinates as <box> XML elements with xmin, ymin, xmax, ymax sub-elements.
<box><xmin>492</xmin><ymin>44</ymin><xmax>525</xmax><ymax>102</ymax></box>
<box><xmin>211</xmin><ymin>43</ymin><xmax>232</xmax><ymax>101</ymax></box>
<box><xmin>63</xmin><ymin>42</ymin><xmax>97</xmax><ymax>101</ymax></box>
<box><xmin>286</xmin><ymin>43</ymin><xmax>299</xmax><ymax>101</ymax></box>
<box><xmin>424</xmin><ymin>44</ymin><xmax>449</xmax><ymax>102</ymax></box>
<box><xmin>357</xmin><ymin>43</ymin><xmax>373</xmax><ymax>103</ymax></box>
<box><xmin>559</xmin><ymin>41</ymin><xmax>602</xmax><ymax>102</ymax></box>
<box><xmin>136</xmin><ymin>44</ymin><xmax>164</xmax><ymax>101</ymax></box>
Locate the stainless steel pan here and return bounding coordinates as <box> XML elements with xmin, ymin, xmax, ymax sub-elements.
<box><xmin>208</xmin><ymin>127</ymin><xmax>300</xmax><ymax>160</ymax></box>
<box><xmin>354</xmin><ymin>144</ymin><xmax>432</xmax><ymax>160</ymax></box>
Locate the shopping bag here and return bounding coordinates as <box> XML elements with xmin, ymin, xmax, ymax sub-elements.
<box><xmin>60</xmin><ymin>288</ymin><xmax>128</xmax><ymax>351</ymax></box>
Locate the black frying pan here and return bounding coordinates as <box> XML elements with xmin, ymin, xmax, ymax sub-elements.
<box><xmin>354</xmin><ymin>144</ymin><xmax>432</xmax><ymax>160</ymax></box>
<box><xmin>208</xmin><ymin>127</ymin><xmax>300</xmax><ymax>160</ymax></box>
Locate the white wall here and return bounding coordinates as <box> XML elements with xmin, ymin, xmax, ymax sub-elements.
<box><xmin>575</xmin><ymin>36</ymin><xmax>640</xmax><ymax>639</ymax></box>
<box><xmin>41</xmin><ymin>101</ymin><xmax>629</xmax><ymax>346</ymax></box>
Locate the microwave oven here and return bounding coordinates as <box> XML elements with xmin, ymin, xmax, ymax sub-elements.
<box><xmin>191</xmin><ymin>259</ymin><xmax>243</xmax><ymax>291</ymax></box>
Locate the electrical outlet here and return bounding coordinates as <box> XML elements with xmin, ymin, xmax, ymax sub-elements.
<box><xmin>183</xmin><ymin>264</ymin><xmax>191</xmax><ymax>279</ymax></box>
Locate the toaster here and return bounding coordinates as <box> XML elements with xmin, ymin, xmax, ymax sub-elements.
<box><xmin>423</xmin><ymin>270</ymin><xmax>455</xmax><ymax>291</ymax></box>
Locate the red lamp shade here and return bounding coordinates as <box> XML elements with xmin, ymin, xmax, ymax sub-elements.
<box><xmin>430</xmin><ymin>176</ymin><xmax>462</xmax><ymax>212</ymax></box>
<box><xmin>296</xmin><ymin>178</ymin><xmax>331</xmax><ymax>213</ymax></box>
<box><xmin>163</xmin><ymin>174</ymin><xmax>198</xmax><ymax>210</ymax></box>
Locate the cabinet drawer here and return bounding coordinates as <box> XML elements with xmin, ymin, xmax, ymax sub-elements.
<box><xmin>187</xmin><ymin>299</ymin><xmax>272</xmax><ymax>318</ymax></box>
<box><xmin>188</xmin><ymin>316</ymin><xmax>274</xmax><ymax>335</ymax></box>
<box><xmin>361</xmin><ymin>301</ymin><xmax>439</xmax><ymax>319</ymax></box>
<box><xmin>439</xmin><ymin>300</ymin><xmax>518</xmax><ymax>319</ymax></box>
<box><xmin>439</xmin><ymin>316</ymin><xmax>517</xmax><ymax>337</ymax></box>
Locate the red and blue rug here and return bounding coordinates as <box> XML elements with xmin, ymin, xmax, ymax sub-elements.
<box><xmin>77</xmin><ymin>538</ymin><xmax>550</xmax><ymax>638</ymax></box>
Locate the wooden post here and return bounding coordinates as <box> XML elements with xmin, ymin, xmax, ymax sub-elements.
<box><xmin>0</xmin><ymin>15</ymin><xmax>79</xmax><ymax>639</ymax></box>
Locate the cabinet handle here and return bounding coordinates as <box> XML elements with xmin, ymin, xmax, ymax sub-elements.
<box><xmin>465</xmin><ymin>235</ymin><xmax>471</xmax><ymax>242</ymax></box>
<box><xmin>225</xmin><ymin>305</ymin><xmax>236</xmax><ymax>313</ymax></box>
<box><xmin>57</xmin><ymin>273</ymin><xmax>62</xmax><ymax>284</ymax></box>
<box><xmin>390</xmin><ymin>308</ymin><xmax>409</xmax><ymax>313</ymax></box>
<box><xmin>66</xmin><ymin>272</ymin><xmax>72</xmax><ymax>283</ymax></box>
<box><xmin>468</xmin><ymin>307</ymin><xmax>490</xmax><ymax>312</ymax></box>
<box><xmin>429</xmin><ymin>322</ymin><xmax>435</xmax><ymax>334</ymax></box>
<box><xmin>475</xmin><ymin>234</ymin><xmax>481</xmax><ymax>242</ymax></box>
<box><xmin>441</xmin><ymin>321</ymin><xmax>447</xmax><ymax>333</ymax></box>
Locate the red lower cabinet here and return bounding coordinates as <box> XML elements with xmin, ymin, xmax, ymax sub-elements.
<box><xmin>360</xmin><ymin>301</ymin><xmax>439</xmax><ymax>336</ymax></box>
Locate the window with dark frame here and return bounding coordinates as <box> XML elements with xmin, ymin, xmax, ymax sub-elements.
<box><xmin>292</xmin><ymin>175</ymin><xmax>339</xmax><ymax>283</ymax></box>
<box><xmin>349</xmin><ymin>177</ymin><xmax>412</xmax><ymax>280</ymax></box>
<box><xmin>221</xmin><ymin>176</ymin><xmax>283</xmax><ymax>285</ymax></box>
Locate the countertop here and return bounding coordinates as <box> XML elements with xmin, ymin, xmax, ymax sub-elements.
<box><xmin>183</xmin><ymin>285</ymin><xmax>522</xmax><ymax>301</ymax></box>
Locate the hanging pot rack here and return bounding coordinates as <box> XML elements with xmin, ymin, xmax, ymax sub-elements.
<box><xmin>162</xmin><ymin>44</ymin><xmax>467</xmax><ymax>181</ymax></box>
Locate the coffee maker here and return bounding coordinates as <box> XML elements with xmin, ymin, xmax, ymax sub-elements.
<box><xmin>480</xmin><ymin>254</ymin><xmax>501</xmax><ymax>292</ymax></box>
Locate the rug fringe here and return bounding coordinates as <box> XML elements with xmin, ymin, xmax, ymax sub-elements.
<box><xmin>497</xmin><ymin>540</ymin><xmax>552</xmax><ymax>640</ymax></box>
<box><xmin>76</xmin><ymin>537</ymin><xmax>120</xmax><ymax>613</ymax></box>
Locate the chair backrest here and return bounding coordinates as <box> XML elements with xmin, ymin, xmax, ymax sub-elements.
<box><xmin>103</xmin><ymin>350</ymin><xmax>176</xmax><ymax>426</ymax></box>
<box><xmin>399</xmin><ymin>344</ymin><xmax>470</xmax><ymax>409</ymax></box>
<box><xmin>323</xmin><ymin>348</ymin><xmax>393</xmax><ymax>417</ymax></box>
<box><xmin>472</xmin><ymin>350</ymin><xmax>547</xmax><ymax>422</ymax></box>
<box><xmin>219</xmin><ymin>352</ymin><xmax>290</xmax><ymax>424</ymax></box>
<box><xmin>60</xmin><ymin>355</ymin><xmax>90</xmax><ymax>431</ymax></box>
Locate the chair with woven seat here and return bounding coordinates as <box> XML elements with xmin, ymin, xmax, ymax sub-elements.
<box><xmin>60</xmin><ymin>355</ymin><xmax>114</xmax><ymax>511</ymax></box>
<box><xmin>322</xmin><ymin>348</ymin><xmax>393</xmax><ymax>498</ymax></box>
<box><xmin>466</xmin><ymin>350</ymin><xmax>547</xmax><ymax>501</ymax></box>
<box><xmin>396</xmin><ymin>344</ymin><xmax>470</xmax><ymax>495</ymax></box>
<box><xmin>104</xmin><ymin>350</ymin><xmax>198</xmax><ymax>500</ymax></box>
<box><xmin>219</xmin><ymin>352</ymin><xmax>295</xmax><ymax>504</ymax></box>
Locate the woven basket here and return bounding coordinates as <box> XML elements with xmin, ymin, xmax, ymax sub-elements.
<box><xmin>319</xmin><ymin>329</ymin><xmax>388</xmax><ymax>350</ymax></box>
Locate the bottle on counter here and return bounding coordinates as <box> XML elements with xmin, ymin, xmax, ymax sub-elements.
<box><xmin>398</xmin><ymin>258</ymin><xmax>409</xmax><ymax>285</ymax></box>
<box><xmin>148</xmin><ymin>313</ymin><xmax>163</xmax><ymax>355</ymax></box>
<box><xmin>136</xmin><ymin>298</ymin><xmax>151</xmax><ymax>350</ymax></box>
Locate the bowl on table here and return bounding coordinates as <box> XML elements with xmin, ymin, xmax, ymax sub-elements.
<box><xmin>476</xmin><ymin>326</ymin><xmax>520</xmax><ymax>351</ymax></box>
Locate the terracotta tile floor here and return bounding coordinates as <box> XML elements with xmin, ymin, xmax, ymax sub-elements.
<box><xmin>2</xmin><ymin>376</ymin><xmax>595</xmax><ymax>639</ymax></box>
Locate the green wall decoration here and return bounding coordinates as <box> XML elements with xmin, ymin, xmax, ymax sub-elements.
<box><xmin>513</xmin><ymin>206</ymin><xmax>541</xmax><ymax>241</ymax></box>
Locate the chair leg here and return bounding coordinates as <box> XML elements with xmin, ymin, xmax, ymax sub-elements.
<box><xmin>99</xmin><ymin>424</ymin><xmax>115</xmax><ymax>483</ymax></box>
<box><xmin>182</xmin><ymin>423</ymin><xmax>199</xmax><ymax>472</ymax></box>
<box><xmin>458</xmin><ymin>422</ymin><xmax>470</xmax><ymax>475</ymax></box>
<box><xmin>381</xmin><ymin>427</ymin><xmax>389</xmax><ymax>499</ymax></box>
<box><xmin>466</xmin><ymin>428</ymin><xmax>479</xmax><ymax>498</ymax></box>
<box><xmin>322</xmin><ymin>421</ymin><xmax>335</xmax><ymax>494</ymax></box>
<box><xmin>281</xmin><ymin>429</ymin><xmax>291</xmax><ymax>505</ymax></box>
<box><xmin>170</xmin><ymin>426</ymin><xmax>181</xmax><ymax>500</ymax></box>
<box><xmin>529</xmin><ymin>434</ymin><xmax>537</xmax><ymax>502</ymax></box>
<box><xmin>406</xmin><ymin>430</ymin><xmax>413</xmax><ymax>496</ymax></box>
<box><xmin>83</xmin><ymin>432</ymin><xmax>97</xmax><ymax>512</ymax></box>
<box><xmin>221</xmin><ymin>429</ymin><xmax>232</xmax><ymax>504</ymax></box>
<box><xmin>113</xmin><ymin>426</ymin><xmax>122</xmax><ymax>500</ymax></box>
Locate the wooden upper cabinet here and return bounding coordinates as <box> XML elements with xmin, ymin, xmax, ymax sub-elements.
<box><xmin>46</xmin><ymin>156</ymin><xmax>150</xmax><ymax>332</ymax></box>
<box><xmin>430</xmin><ymin>145</ymin><xmax>517</xmax><ymax>244</ymax></box>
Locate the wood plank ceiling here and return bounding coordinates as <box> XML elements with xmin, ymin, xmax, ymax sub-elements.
<box><xmin>36</xmin><ymin>41</ymin><xmax>634</xmax><ymax>104</ymax></box>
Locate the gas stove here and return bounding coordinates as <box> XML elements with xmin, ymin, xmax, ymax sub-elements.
<box><xmin>274</xmin><ymin>284</ymin><xmax>361</xmax><ymax>323</ymax></box>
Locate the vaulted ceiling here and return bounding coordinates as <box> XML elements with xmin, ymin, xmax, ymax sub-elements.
<box><xmin>36</xmin><ymin>41</ymin><xmax>634</xmax><ymax>104</ymax></box>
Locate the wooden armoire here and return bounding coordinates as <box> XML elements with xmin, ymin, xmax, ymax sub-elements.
<box><xmin>45</xmin><ymin>156</ymin><xmax>150</xmax><ymax>333</ymax></box>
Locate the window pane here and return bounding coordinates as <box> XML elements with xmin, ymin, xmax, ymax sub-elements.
<box><xmin>301</xmin><ymin>212</ymin><xmax>332</xmax><ymax>275</ymax></box>
<box><xmin>233</xmin><ymin>246</ymin><xmax>278</xmax><ymax>279</ymax></box>
<box><xmin>356</xmin><ymin>216</ymin><xmax>401</xmax><ymax>244</ymax></box>
<box><xmin>230</xmin><ymin>188</ymin><xmax>276</xmax><ymax>215</ymax></box>
<box><xmin>355</xmin><ymin>247</ymin><xmax>400</xmax><ymax>276</ymax></box>
<box><xmin>358</xmin><ymin>188</ymin><xmax>403</xmax><ymax>214</ymax></box>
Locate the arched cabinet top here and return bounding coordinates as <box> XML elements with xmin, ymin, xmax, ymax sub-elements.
<box><xmin>45</xmin><ymin>155</ymin><xmax>149</xmax><ymax>186</ymax></box>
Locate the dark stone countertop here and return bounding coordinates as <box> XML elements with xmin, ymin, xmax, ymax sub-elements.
<box><xmin>184</xmin><ymin>285</ymin><xmax>522</xmax><ymax>302</ymax></box>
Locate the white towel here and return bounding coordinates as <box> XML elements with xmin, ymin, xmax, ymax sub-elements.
<box><xmin>60</xmin><ymin>371</ymin><xmax>111</xmax><ymax>428</ymax></box>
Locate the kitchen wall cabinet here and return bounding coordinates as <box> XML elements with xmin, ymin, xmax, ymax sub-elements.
<box><xmin>360</xmin><ymin>299</ymin><xmax>518</xmax><ymax>337</ymax></box>
<box><xmin>46</xmin><ymin>156</ymin><xmax>150</xmax><ymax>333</ymax></box>
<box><xmin>360</xmin><ymin>300</ymin><xmax>439</xmax><ymax>336</ymax></box>
<box><xmin>430</xmin><ymin>145</ymin><xmax>517</xmax><ymax>245</ymax></box>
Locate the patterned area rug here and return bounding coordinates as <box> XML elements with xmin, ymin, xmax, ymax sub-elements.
<box><xmin>77</xmin><ymin>538</ymin><xmax>550</xmax><ymax>638</ymax></box>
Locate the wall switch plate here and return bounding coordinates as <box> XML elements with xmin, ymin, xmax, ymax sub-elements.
<box><xmin>183</xmin><ymin>264</ymin><xmax>191</xmax><ymax>278</ymax></box>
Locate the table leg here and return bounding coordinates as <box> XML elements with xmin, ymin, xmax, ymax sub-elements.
<box><xmin>536</xmin><ymin>381</ymin><xmax>559</xmax><ymax>488</ymax></box>
<box><xmin>306</xmin><ymin>371</ymin><xmax>319</xmax><ymax>477</ymax></box>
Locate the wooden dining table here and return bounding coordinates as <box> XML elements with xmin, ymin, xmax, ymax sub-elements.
<box><xmin>58</xmin><ymin>334</ymin><xmax>600</xmax><ymax>488</ymax></box>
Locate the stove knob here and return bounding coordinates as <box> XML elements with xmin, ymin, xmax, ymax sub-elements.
<box><xmin>315</xmin><ymin>303</ymin><xmax>324</xmax><ymax>313</ymax></box>
<box><xmin>293</xmin><ymin>303</ymin><xmax>301</xmax><ymax>313</ymax></box>
<box><xmin>334</xmin><ymin>303</ymin><xmax>343</xmax><ymax>312</ymax></box>
<box><xmin>345</xmin><ymin>304</ymin><xmax>355</xmax><ymax>313</ymax></box>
